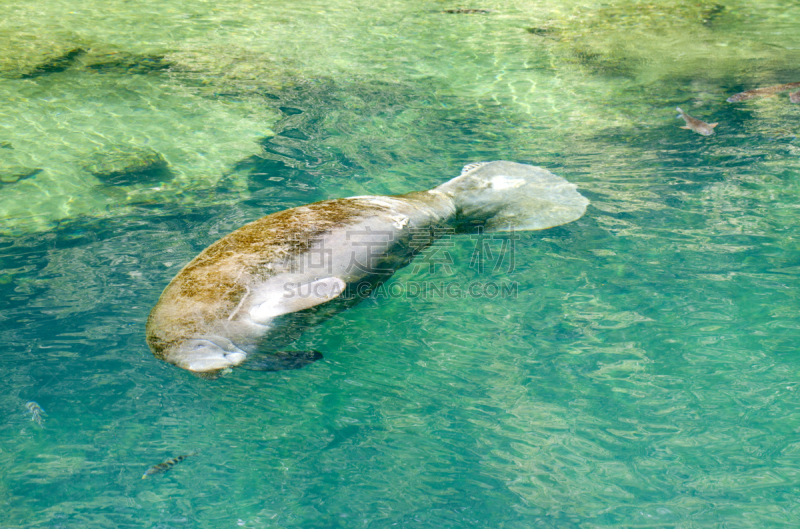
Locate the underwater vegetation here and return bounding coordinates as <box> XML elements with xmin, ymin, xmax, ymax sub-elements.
<box><xmin>0</xmin><ymin>0</ymin><xmax>798</xmax><ymax>246</ymax></box>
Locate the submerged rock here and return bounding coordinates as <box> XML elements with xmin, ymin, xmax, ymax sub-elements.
<box><xmin>0</xmin><ymin>148</ymin><xmax>40</xmax><ymax>184</ymax></box>
<box><xmin>18</xmin><ymin>48</ymin><xmax>86</xmax><ymax>79</ymax></box>
<box><xmin>84</xmin><ymin>52</ymin><xmax>171</xmax><ymax>75</ymax></box>
<box><xmin>1</xmin><ymin>39</ymin><xmax>87</xmax><ymax>79</ymax></box>
<box><xmin>84</xmin><ymin>147</ymin><xmax>171</xmax><ymax>186</ymax></box>
<box><xmin>0</xmin><ymin>163</ymin><xmax>40</xmax><ymax>184</ymax></box>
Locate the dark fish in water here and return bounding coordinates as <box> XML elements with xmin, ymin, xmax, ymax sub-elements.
<box><xmin>443</xmin><ymin>8</ymin><xmax>491</xmax><ymax>14</ymax></box>
<box><xmin>25</xmin><ymin>401</ymin><xmax>45</xmax><ymax>427</ymax></box>
<box><xmin>727</xmin><ymin>82</ymin><xmax>800</xmax><ymax>103</ymax></box>
<box><xmin>676</xmin><ymin>107</ymin><xmax>718</xmax><ymax>136</ymax></box>
<box><xmin>791</xmin><ymin>91</ymin><xmax>800</xmax><ymax>104</ymax></box>
<box><xmin>142</xmin><ymin>453</ymin><xmax>193</xmax><ymax>479</ymax></box>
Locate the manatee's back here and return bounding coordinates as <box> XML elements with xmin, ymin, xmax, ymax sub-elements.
<box><xmin>146</xmin><ymin>199</ymin><xmax>380</xmax><ymax>360</ymax></box>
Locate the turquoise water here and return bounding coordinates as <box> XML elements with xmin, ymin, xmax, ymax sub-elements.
<box><xmin>3</xmin><ymin>0</ymin><xmax>800</xmax><ymax>527</ymax></box>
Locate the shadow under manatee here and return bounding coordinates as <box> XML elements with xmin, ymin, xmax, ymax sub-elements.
<box><xmin>236</xmin><ymin>276</ymin><xmax>391</xmax><ymax>373</ymax></box>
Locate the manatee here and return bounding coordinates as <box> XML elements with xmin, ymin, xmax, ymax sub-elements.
<box><xmin>146</xmin><ymin>161</ymin><xmax>589</xmax><ymax>374</ymax></box>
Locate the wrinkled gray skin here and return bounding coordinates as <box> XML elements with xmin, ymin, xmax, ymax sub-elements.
<box><xmin>146</xmin><ymin>161</ymin><xmax>589</xmax><ymax>374</ymax></box>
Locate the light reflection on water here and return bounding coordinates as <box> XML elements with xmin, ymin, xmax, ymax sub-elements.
<box><xmin>2</xmin><ymin>0</ymin><xmax>800</xmax><ymax>527</ymax></box>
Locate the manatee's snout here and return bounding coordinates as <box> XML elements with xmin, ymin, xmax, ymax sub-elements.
<box><xmin>168</xmin><ymin>338</ymin><xmax>248</xmax><ymax>373</ymax></box>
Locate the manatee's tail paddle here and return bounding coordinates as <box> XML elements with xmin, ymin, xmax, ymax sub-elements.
<box><xmin>434</xmin><ymin>161</ymin><xmax>589</xmax><ymax>232</ymax></box>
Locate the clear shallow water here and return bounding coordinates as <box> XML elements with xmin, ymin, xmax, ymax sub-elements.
<box><xmin>3</xmin><ymin>0</ymin><xmax>800</xmax><ymax>527</ymax></box>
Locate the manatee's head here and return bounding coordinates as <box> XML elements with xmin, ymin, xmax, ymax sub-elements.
<box><xmin>146</xmin><ymin>277</ymin><xmax>252</xmax><ymax>375</ymax></box>
<box><xmin>147</xmin><ymin>332</ymin><xmax>249</xmax><ymax>375</ymax></box>
<box><xmin>172</xmin><ymin>338</ymin><xmax>249</xmax><ymax>373</ymax></box>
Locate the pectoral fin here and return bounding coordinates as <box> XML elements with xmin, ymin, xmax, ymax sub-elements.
<box><xmin>243</xmin><ymin>350</ymin><xmax>323</xmax><ymax>371</ymax></box>
<box><xmin>680</xmin><ymin>126</ymin><xmax>691</xmax><ymax>130</ymax></box>
<box><xmin>250</xmin><ymin>277</ymin><xmax>346</xmax><ymax>323</ymax></box>
<box><xmin>709</xmin><ymin>123</ymin><xmax>718</xmax><ymax>128</ymax></box>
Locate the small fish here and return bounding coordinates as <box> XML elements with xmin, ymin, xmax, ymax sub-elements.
<box><xmin>25</xmin><ymin>401</ymin><xmax>45</xmax><ymax>427</ymax></box>
<box><xmin>791</xmin><ymin>91</ymin><xmax>800</xmax><ymax>104</ymax></box>
<box><xmin>676</xmin><ymin>107</ymin><xmax>718</xmax><ymax>136</ymax></box>
<box><xmin>443</xmin><ymin>8</ymin><xmax>491</xmax><ymax>14</ymax></box>
<box><xmin>727</xmin><ymin>82</ymin><xmax>800</xmax><ymax>103</ymax></box>
<box><xmin>142</xmin><ymin>453</ymin><xmax>193</xmax><ymax>479</ymax></box>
